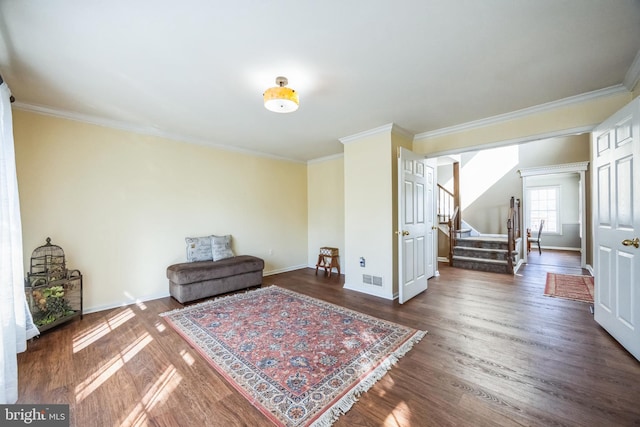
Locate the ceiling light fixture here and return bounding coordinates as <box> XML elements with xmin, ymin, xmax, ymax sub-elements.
<box><xmin>263</xmin><ymin>76</ymin><xmax>299</xmax><ymax>113</ymax></box>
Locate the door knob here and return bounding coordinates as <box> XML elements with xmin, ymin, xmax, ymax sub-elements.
<box><xmin>622</xmin><ymin>237</ymin><xmax>640</xmax><ymax>248</ymax></box>
<box><xmin>402</xmin><ymin>231</ymin><xmax>410</xmax><ymax>236</ymax></box>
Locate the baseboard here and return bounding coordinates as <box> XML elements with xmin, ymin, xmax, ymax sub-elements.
<box><xmin>437</xmin><ymin>256</ymin><xmax>449</xmax><ymax>263</ymax></box>
<box><xmin>513</xmin><ymin>259</ymin><xmax>525</xmax><ymax>274</ymax></box>
<box><xmin>541</xmin><ymin>246</ymin><xmax>581</xmax><ymax>251</ymax></box>
<box><xmin>84</xmin><ymin>264</ymin><xmax>309</xmax><ymax>314</ymax></box>
<box><xmin>342</xmin><ymin>283</ymin><xmax>395</xmax><ymax>300</ymax></box>
<box><xmin>586</xmin><ymin>264</ymin><xmax>594</xmax><ymax>275</ymax></box>
<box><xmin>84</xmin><ymin>290</ymin><xmax>171</xmax><ymax>314</ymax></box>
<box><xmin>264</xmin><ymin>264</ymin><xmax>308</xmax><ymax>276</ymax></box>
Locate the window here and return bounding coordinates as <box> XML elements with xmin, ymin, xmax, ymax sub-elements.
<box><xmin>527</xmin><ymin>186</ymin><xmax>559</xmax><ymax>234</ymax></box>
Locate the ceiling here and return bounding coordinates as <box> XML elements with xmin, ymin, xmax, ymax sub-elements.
<box><xmin>1</xmin><ymin>1</ymin><xmax>639</xmax><ymax>162</ymax></box>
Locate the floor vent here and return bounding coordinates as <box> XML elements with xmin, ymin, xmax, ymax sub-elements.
<box><xmin>363</xmin><ymin>274</ymin><xmax>372</xmax><ymax>284</ymax></box>
<box><xmin>372</xmin><ymin>276</ymin><xmax>383</xmax><ymax>286</ymax></box>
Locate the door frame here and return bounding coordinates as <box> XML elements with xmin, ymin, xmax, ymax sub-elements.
<box><xmin>518</xmin><ymin>162</ymin><xmax>589</xmax><ymax>268</ymax></box>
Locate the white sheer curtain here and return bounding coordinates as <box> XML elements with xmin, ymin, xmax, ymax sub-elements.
<box><xmin>0</xmin><ymin>80</ymin><xmax>39</xmax><ymax>404</ymax></box>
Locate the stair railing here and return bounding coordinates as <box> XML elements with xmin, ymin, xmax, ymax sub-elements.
<box><xmin>506</xmin><ymin>197</ymin><xmax>521</xmax><ymax>273</ymax></box>
<box><xmin>448</xmin><ymin>206</ymin><xmax>460</xmax><ymax>266</ymax></box>
<box><xmin>437</xmin><ymin>184</ymin><xmax>455</xmax><ymax>224</ymax></box>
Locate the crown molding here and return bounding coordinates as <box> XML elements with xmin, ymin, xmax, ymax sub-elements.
<box><xmin>339</xmin><ymin>123</ymin><xmax>393</xmax><ymax>144</ymax></box>
<box><xmin>339</xmin><ymin>122</ymin><xmax>413</xmax><ymax>144</ymax></box>
<box><xmin>518</xmin><ymin>161</ymin><xmax>590</xmax><ymax>177</ymax></box>
<box><xmin>623</xmin><ymin>49</ymin><xmax>640</xmax><ymax>92</ymax></box>
<box><xmin>423</xmin><ymin>125</ymin><xmax>595</xmax><ymax>159</ymax></box>
<box><xmin>414</xmin><ymin>85</ymin><xmax>629</xmax><ymax>141</ymax></box>
<box><xmin>307</xmin><ymin>152</ymin><xmax>344</xmax><ymax>165</ymax></box>
<box><xmin>390</xmin><ymin>123</ymin><xmax>414</xmax><ymax>140</ymax></box>
<box><xmin>12</xmin><ymin>102</ymin><xmax>306</xmax><ymax>164</ymax></box>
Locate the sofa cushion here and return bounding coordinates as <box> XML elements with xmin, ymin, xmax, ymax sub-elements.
<box><xmin>167</xmin><ymin>255</ymin><xmax>264</xmax><ymax>286</ymax></box>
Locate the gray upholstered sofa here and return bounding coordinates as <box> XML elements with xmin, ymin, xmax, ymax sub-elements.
<box><xmin>167</xmin><ymin>255</ymin><xmax>264</xmax><ymax>303</ymax></box>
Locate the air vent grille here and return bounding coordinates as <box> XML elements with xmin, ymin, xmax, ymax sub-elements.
<box><xmin>363</xmin><ymin>274</ymin><xmax>383</xmax><ymax>286</ymax></box>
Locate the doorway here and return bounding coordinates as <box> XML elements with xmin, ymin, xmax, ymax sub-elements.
<box><xmin>519</xmin><ymin>162</ymin><xmax>589</xmax><ymax>268</ymax></box>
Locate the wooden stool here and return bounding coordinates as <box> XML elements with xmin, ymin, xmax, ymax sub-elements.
<box><xmin>315</xmin><ymin>247</ymin><xmax>340</xmax><ymax>277</ymax></box>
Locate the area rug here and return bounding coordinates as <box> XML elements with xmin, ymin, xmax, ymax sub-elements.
<box><xmin>544</xmin><ymin>273</ymin><xmax>594</xmax><ymax>303</ymax></box>
<box><xmin>161</xmin><ymin>286</ymin><xmax>426</xmax><ymax>427</ymax></box>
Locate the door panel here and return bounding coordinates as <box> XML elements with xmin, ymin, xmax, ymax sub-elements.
<box><xmin>592</xmin><ymin>98</ymin><xmax>640</xmax><ymax>361</ymax></box>
<box><xmin>398</xmin><ymin>148</ymin><xmax>432</xmax><ymax>304</ymax></box>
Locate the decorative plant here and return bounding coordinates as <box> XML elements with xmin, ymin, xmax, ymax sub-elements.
<box><xmin>31</xmin><ymin>285</ymin><xmax>75</xmax><ymax>326</ymax></box>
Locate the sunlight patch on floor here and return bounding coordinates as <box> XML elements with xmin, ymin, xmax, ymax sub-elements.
<box><xmin>72</xmin><ymin>307</ymin><xmax>136</xmax><ymax>353</ymax></box>
<box><xmin>119</xmin><ymin>365</ymin><xmax>183</xmax><ymax>427</ymax></box>
<box><xmin>383</xmin><ymin>401</ymin><xmax>411</xmax><ymax>426</ymax></box>
<box><xmin>180</xmin><ymin>349</ymin><xmax>195</xmax><ymax>366</ymax></box>
<box><xmin>75</xmin><ymin>331</ymin><xmax>153</xmax><ymax>403</ymax></box>
<box><xmin>155</xmin><ymin>321</ymin><xmax>166</xmax><ymax>332</ymax></box>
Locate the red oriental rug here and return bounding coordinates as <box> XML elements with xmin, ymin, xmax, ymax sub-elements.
<box><xmin>544</xmin><ymin>273</ymin><xmax>594</xmax><ymax>303</ymax></box>
<box><xmin>161</xmin><ymin>286</ymin><xmax>426</xmax><ymax>427</ymax></box>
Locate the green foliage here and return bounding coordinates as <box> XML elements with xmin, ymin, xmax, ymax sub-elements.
<box><xmin>32</xmin><ymin>285</ymin><xmax>75</xmax><ymax>326</ymax></box>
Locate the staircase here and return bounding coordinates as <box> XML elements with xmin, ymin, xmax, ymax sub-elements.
<box><xmin>451</xmin><ymin>235</ymin><xmax>522</xmax><ymax>274</ymax></box>
<box><xmin>438</xmin><ymin>183</ymin><xmax>523</xmax><ymax>274</ymax></box>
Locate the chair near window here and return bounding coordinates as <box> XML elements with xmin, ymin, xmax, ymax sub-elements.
<box><xmin>527</xmin><ymin>220</ymin><xmax>545</xmax><ymax>255</ymax></box>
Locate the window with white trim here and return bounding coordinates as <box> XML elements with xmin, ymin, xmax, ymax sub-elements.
<box><xmin>527</xmin><ymin>186</ymin><xmax>559</xmax><ymax>234</ymax></box>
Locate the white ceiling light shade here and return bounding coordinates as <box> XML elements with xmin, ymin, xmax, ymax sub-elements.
<box><xmin>263</xmin><ymin>76</ymin><xmax>299</xmax><ymax>113</ymax></box>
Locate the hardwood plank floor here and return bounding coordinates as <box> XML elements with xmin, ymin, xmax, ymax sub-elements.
<box><xmin>17</xmin><ymin>251</ymin><xmax>640</xmax><ymax>426</ymax></box>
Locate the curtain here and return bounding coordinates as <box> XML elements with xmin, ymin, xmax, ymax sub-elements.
<box><xmin>0</xmin><ymin>80</ymin><xmax>39</xmax><ymax>404</ymax></box>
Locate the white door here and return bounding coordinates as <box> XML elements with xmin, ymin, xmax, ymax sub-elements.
<box><xmin>425</xmin><ymin>158</ymin><xmax>437</xmax><ymax>278</ymax></box>
<box><xmin>398</xmin><ymin>148</ymin><xmax>436</xmax><ymax>304</ymax></box>
<box><xmin>592</xmin><ymin>97</ymin><xmax>640</xmax><ymax>361</ymax></box>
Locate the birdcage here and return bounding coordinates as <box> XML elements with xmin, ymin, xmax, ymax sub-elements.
<box><xmin>25</xmin><ymin>237</ymin><xmax>83</xmax><ymax>332</ymax></box>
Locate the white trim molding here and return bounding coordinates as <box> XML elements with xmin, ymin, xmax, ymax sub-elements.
<box><xmin>414</xmin><ymin>85</ymin><xmax>628</xmax><ymax>141</ymax></box>
<box><xmin>339</xmin><ymin>122</ymin><xmax>413</xmax><ymax>145</ymax></box>
<box><xmin>423</xmin><ymin>126</ymin><xmax>595</xmax><ymax>159</ymax></box>
<box><xmin>518</xmin><ymin>161</ymin><xmax>589</xmax><ymax>177</ymax></box>
<box><xmin>623</xmin><ymin>49</ymin><xmax>640</xmax><ymax>92</ymax></box>
<box><xmin>307</xmin><ymin>152</ymin><xmax>344</xmax><ymax>165</ymax></box>
<box><xmin>13</xmin><ymin>102</ymin><xmax>307</xmax><ymax>164</ymax></box>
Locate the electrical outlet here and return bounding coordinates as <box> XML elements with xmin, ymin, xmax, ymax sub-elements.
<box><xmin>359</xmin><ymin>257</ymin><xmax>365</xmax><ymax>267</ymax></box>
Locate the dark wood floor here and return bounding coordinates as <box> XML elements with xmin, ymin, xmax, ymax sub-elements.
<box><xmin>17</xmin><ymin>250</ymin><xmax>640</xmax><ymax>426</ymax></box>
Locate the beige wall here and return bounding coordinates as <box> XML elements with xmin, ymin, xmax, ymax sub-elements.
<box><xmin>307</xmin><ymin>156</ymin><xmax>345</xmax><ymax>269</ymax></box>
<box><xmin>343</xmin><ymin>130</ymin><xmax>395</xmax><ymax>299</ymax></box>
<box><xmin>414</xmin><ymin>91</ymin><xmax>631</xmax><ymax>156</ymax></box>
<box><xmin>14</xmin><ymin>110</ymin><xmax>308</xmax><ymax>312</ymax></box>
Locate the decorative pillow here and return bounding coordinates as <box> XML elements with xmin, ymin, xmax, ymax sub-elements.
<box><xmin>211</xmin><ymin>235</ymin><xmax>235</xmax><ymax>261</ymax></box>
<box><xmin>185</xmin><ymin>236</ymin><xmax>213</xmax><ymax>262</ymax></box>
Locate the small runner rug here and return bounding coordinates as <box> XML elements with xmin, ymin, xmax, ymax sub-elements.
<box><xmin>161</xmin><ymin>285</ymin><xmax>426</xmax><ymax>427</ymax></box>
<box><xmin>544</xmin><ymin>273</ymin><xmax>594</xmax><ymax>303</ymax></box>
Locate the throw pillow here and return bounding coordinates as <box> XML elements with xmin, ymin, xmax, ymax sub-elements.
<box><xmin>211</xmin><ymin>235</ymin><xmax>234</xmax><ymax>261</ymax></box>
<box><xmin>185</xmin><ymin>236</ymin><xmax>213</xmax><ymax>262</ymax></box>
